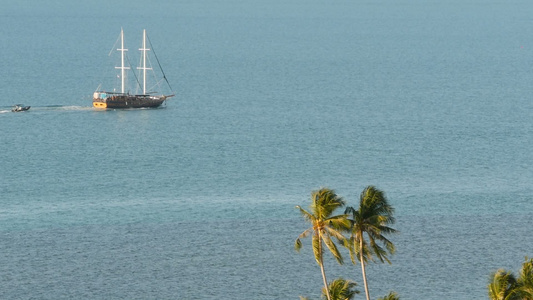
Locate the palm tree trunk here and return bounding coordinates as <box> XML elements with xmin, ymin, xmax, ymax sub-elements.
<box><xmin>318</xmin><ymin>234</ymin><xmax>332</xmax><ymax>300</ymax></box>
<box><xmin>360</xmin><ymin>236</ymin><xmax>370</xmax><ymax>300</ymax></box>
<box><xmin>319</xmin><ymin>256</ymin><xmax>332</xmax><ymax>300</ymax></box>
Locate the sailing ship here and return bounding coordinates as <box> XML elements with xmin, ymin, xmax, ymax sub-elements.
<box><xmin>93</xmin><ymin>29</ymin><xmax>174</xmax><ymax>109</ymax></box>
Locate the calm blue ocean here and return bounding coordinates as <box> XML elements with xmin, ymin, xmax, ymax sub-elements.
<box><xmin>1</xmin><ymin>0</ymin><xmax>532</xmax><ymax>299</ymax></box>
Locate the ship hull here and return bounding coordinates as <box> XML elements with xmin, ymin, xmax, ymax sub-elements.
<box><xmin>93</xmin><ymin>95</ymin><xmax>166</xmax><ymax>109</ymax></box>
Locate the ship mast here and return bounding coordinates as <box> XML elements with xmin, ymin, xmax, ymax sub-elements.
<box><xmin>137</xmin><ymin>29</ymin><xmax>151</xmax><ymax>95</ymax></box>
<box><xmin>115</xmin><ymin>28</ymin><xmax>129</xmax><ymax>94</ymax></box>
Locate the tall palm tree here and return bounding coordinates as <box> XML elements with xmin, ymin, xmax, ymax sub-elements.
<box><xmin>517</xmin><ymin>257</ymin><xmax>533</xmax><ymax>299</ymax></box>
<box><xmin>344</xmin><ymin>186</ymin><xmax>397</xmax><ymax>300</ymax></box>
<box><xmin>295</xmin><ymin>188</ymin><xmax>351</xmax><ymax>300</ymax></box>
<box><xmin>323</xmin><ymin>277</ymin><xmax>359</xmax><ymax>300</ymax></box>
<box><xmin>488</xmin><ymin>269</ymin><xmax>520</xmax><ymax>300</ymax></box>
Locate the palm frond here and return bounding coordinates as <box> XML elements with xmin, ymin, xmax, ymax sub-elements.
<box><xmin>345</xmin><ymin>236</ymin><xmax>357</xmax><ymax>264</ymax></box>
<box><xmin>518</xmin><ymin>256</ymin><xmax>533</xmax><ymax>298</ymax></box>
<box><xmin>488</xmin><ymin>269</ymin><xmax>519</xmax><ymax>300</ymax></box>
<box><xmin>324</xmin><ymin>226</ymin><xmax>348</xmax><ymax>243</ymax></box>
<box><xmin>323</xmin><ymin>277</ymin><xmax>360</xmax><ymax>300</ymax></box>
<box><xmin>349</xmin><ymin>234</ymin><xmax>372</xmax><ymax>263</ymax></box>
<box><xmin>297</xmin><ymin>228</ymin><xmax>314</xmax><ymax>240</ymax></box>
<box><xmin>311</xmin><ymin>188</ymin><xmax>345</xmax><ymax>219</ymax></box>
<box><xmin>323</xmin><ymin>235</ymin><xmax>344</xmax><ymax>265</ymax></box>
<box><xmin>297</xmin><ymin>205</ymin><xmax>317</xmax><ymax>223</ymax></box>
<box><xmin>368</xmin><ymin>240</ymin><xmax>391</xmax><ymax>264</ymax></box>
<box><xmin>312</xmin><ymin>234</ymin><xmax>322</xmax><ymax>265</ymax></box>
<box><xmin>377</xmin><ymin>291</ymin><xmax>400</xmax><ymax>300</ymax></box>
<box><xmin>326</xmin><ymin>214</ymin><xmax>351</xmax><ymax>231</ymax></box>
<box><xmin>295</xmin><ymin>238</ymin><xmax>303</xmax><ymax>252</ymax></box>
<box><xmin>344</xmin><ymin>206</ymin><xmax>356</xmax><ymax>215</ymax></box>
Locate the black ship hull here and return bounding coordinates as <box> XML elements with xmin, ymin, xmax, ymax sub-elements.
<box><xmin>93</xmin><ymin>94</ymin><xmax>167</xmax><ymax>109</ymax></box>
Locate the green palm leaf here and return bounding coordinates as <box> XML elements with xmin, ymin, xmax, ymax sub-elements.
<box><xmin>517</xmin><ymin>257</ymin><xmax>533</xmax><ymax>299</ymax></box>
<box><xmin>377</xmin><ymin>291</ymin><xmax>400</xmax><ymax>300</ymax></box>
<box><xmin>488</xmin><ymin>269</ymin><xmax>519</xmax><ymax>300</ymax></box>
<box><xmin>322</xmin><ymin>277</ymin><xmax>359</xmax><ymax>300</ymax></box>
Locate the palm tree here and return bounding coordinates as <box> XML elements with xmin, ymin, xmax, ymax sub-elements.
<box><xmin>295</xmin><ymin>188</ymin><xmax>351</xmax><ymax>300</ymax></box>
<box><xmin>299</xmin><ymin>278</ymin><xmax>359</xmax><ymax>300</ymax></box>
<box><xmin>323</xmin><ymin>277</ymin><xmax>359</xmax><ymax>300</ymax></box>
<box><xmin>377</xmin><ymin>291</ymin><xmax>400</xmax><ymax>300</ymax></box>
<box><xmin>488</xmin><ymin>257</ymin><xmax>533</xmax><ymax>300</ymax></box>
<box><xmin>344</xmin><ymin>186</ymin><xmax>397</xmax><ymax>300</ymax></box>
<box><xmin>488</xmin><ymin>269</ymin><xmax>520</xmax><ymax>300</ymax></box>
<box><xmin>517</xmin><ymin>257</ymin><xmax>533</xmax><ymax>299</ymax></box>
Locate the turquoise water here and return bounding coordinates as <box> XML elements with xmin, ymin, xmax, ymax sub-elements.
<box><xmin>1</xmin><ymin>0</ymin><xmax>532</xmax><ymax>299</ymax></box>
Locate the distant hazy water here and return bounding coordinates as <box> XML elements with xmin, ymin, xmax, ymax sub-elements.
<box><xmin>1</xmin><ymin>0</ymin><xmax>532</xmax><ymax>299</ymax></box>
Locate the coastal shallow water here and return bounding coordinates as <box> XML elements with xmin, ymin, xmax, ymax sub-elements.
<box><xmin>1</xmin><ymin>0</ymin><xmax>532</xmax><ymax>299</ymax></box>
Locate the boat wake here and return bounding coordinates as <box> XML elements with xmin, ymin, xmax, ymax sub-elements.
<box><xmin>1</xmin><ymin>104</ymin><xmax>167</xmax><ymax>116</ymax></box>
<box><xmin>42</xmin><ymin>105</ymin><xmax>94</xmax><ymax>111</ymax></box>
<box><xmin>0</xmin><ymin>105</ymin><xmax>93</xmax><ymax>115</ymax></box>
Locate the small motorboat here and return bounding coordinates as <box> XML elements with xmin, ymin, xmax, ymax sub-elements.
<box><xmin>12</xmin><ymin>104</ymin><xmax>31</xmax><ymax>112</ymax></box>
